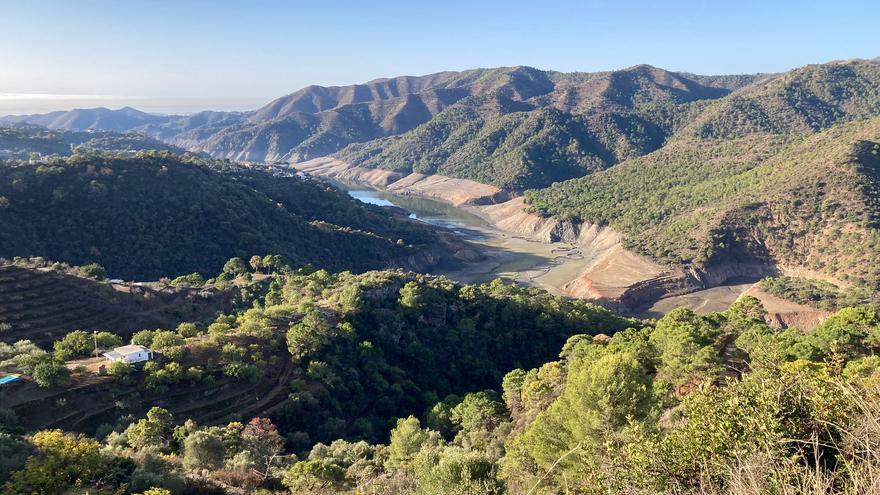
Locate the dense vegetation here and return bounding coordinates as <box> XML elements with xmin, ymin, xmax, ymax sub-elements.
<box><xmin>0</xmin><ymin>152</ymin><xmax>443</xmax><ymax>279</ymax></box>
<box><xmin>0</xmin><ymin>262</ymin><xmax>634</xmax><ymax>493</ymax></box>
<box><xmin>6</xmin><ymin>261</ymin><xmax>880</xmax><ymax>494</ymax></box>
<box><xmin>337</xmin><ymin>65</ymin><xmax>745</xmax><ymax>189</ymax></box>
<box><xmin>682</xmin><ymin>60</ymin><xmax>880</xmax><ymax>139</ymax></box>
<box><xmin>762</xmin><ymin>275</ymin><xmax>880</xmax><ymax>310</ymax></box>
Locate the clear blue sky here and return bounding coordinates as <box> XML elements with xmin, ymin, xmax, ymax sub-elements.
<box><xmin>1</xmin><ymin>0</ymin><xmax>878</xmax><ymax>114</ymax></box>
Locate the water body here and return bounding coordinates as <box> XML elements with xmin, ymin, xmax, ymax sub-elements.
<box><xmin>346</xmin><ymin>188</ymin><xmax>491</xmax><ymax>240</ymax></box>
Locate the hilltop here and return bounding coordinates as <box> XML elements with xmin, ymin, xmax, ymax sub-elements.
<box><xmin>0</xmin><ymin>106</ymin><xmax>168</xmax><ymax>132</ymax></box>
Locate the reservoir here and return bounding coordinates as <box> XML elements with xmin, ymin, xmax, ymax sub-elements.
<box><xmin>345</xmin><ymin>187</ymin><xmax>492</xmax><ymax>240</ymax></box>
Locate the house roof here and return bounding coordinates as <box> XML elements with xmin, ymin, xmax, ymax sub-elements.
<box><xmin>103</xmin><ymin>350</ymin><xmax>123</xmax><ymax>360</ymax></box>
<box><xmin>112</xmin><ymin>344</ymin><xmax>151</xmax><ymax>356</ymax></box>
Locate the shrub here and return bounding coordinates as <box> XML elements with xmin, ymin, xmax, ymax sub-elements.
<box><xmin>170</xmin><ymin>272</ymin><xmax>204</xmax><ymax>287</ymax></box>
<box><xmin>176</xmin><ymin>322</ymin><xmax>201</xmax><ymax>338</ymax></box>
<box><xmin>78</xmin><ymin>263</ymin><xmax>107</xmax><ymax>280</ymax></box>
<box><xmin>95</xmin><ymin>331</ymin><xmax>123</xmax><ymax>350</ymax></box>
<box><xmin>107</xmin><ymin>361</ymin><xmax>132</xmax><ymax>383</ymax></box>
<box><xmin>32</xmin><ymin>357</ymin><xmax>69</xmax><ymax>387</ymax></box>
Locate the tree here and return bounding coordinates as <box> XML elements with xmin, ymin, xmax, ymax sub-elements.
<box><xmin>811</xmin><ymin>306</ymin><xmax>880</xmax><ymax>360</ymax></box>
<box><xmin>287</xmin><ymin>309</ymin><xmax>333</xmax><ymax>363</ymax></box>
<box><xmin>451</xmin><ymin>391</ymin><xmax>505</xmax><ymax>434</ymax></box>
<box><xmin>53</xmin><ymin>330</ymin><xmax>92</xmax><ymax>360</ymax></box>
<box><xmin>127</xmin><ymin>407</ymin><xmax>174</xmax><ymax>450</ymax></box>
<box><xmin>242</xmin><ymin>417</ymin><xmax>286</xmax><ymax>480</ymax></box>
<box><xmin>31</xmin><ymin>357</ymin><xmax>69</xmax><ymax>388</ymax></box>
<box><xmin>107</xmin><ymin>360</ymin><xmax>132</xmax><ymax>383</ymax></box>
<box><xmin>2</xmin><ymin>430</ymin><xmax>107</xmax><ymax>494</ymax></box>
<box><xmin>399</xmin><ymin>281</ymin><xmax>426</xmax><ymax>310</ymax></box>
<box><xmin>0</xmin><ymin>433</ymin><xmax>30</xmax><ymax>482</ymax></box>
<box><xmin>415</xmin><ymin>448</ymin><xmax>503</xmax><ymax>495</ymax></box>
<box><xmin>132</xmin><ymin>329</ymin><xmax>156</xmax><ymax>347</ymax></box>
<box><xmin>260</xmin><ymin>254</ymin><xmax>287</xmax><ymax>274</ymax></box>
<box><xmin>94</xmin><ymin>331</ymin><xmax>123</xmax><ymax>350</ymax></box>
<box><xmin>176</xmin><ymin>322</ymin><xmax>201</xmax><ymax>338</ymax></box>
<box><xmin>249</xmin><ymin>255</ymin><xmax>263</xmax><ymax>273</ymax></box>
<box><xmin>183</xmin><ymin>429</ymin><xmax>226</xmax><ymax>471</ymax></box>
<box><xmin>170</xmin><ymin>272</ymin><xmax>204</xmax><ymax>287</ymax></box>
<box><xmin>513</xmin><ymin>350</ymin><xmax>653</xmax><ymax>481</ymax></box>
<box><xmin>386</xmin><ymin>416</ymin><xmax>437</xmax><ymax>469</ymax></box>
<box><xmin>426</xmin><ymin>395</ymin><xmax>461</xmax><ymax>439</ymax></box>
<box><xmin>282</xmin><ymin>460</ymin><xmax>346</xmax><ymax>493</ymax></box>
<box><xmin>649</xmin><ymin>307</ymin><xmax>722</xmax><ymax>393</ymax></box>
<box><xmin>150</xmin><ymin>330</ymin><xmax>184</xmax><ymax>352</ymax></box>
<box><xmin>223</xmin><ymin>257</ymin><xmax>248</xmax><ymax>276</ymax></box>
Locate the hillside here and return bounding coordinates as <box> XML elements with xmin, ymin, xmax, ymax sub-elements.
<box><xmin>681</xmin><ymin>59</ymin><xmax>880</xmax><ymax>139</ymax></box>
<box><xmin>0</xmin><ymin>152</ymin><xmax>448</xmax><ymax>279</ymax></box>
<box><xmin>336</xmin><ymin>65</ymin><xmax>757</xmax><ymax>189</ymax></box>
<box><xmin>6</xmin><ymin>264</ymin><xmax>880</xmax><ymax>494</ymax></box>
<box><xmin>528</xmin><ymin>92</ymin><xmax>880</xmax><ymax>288</ymax></box>
<box><xmin>0</xmin><ymin>261</ymin><xmax>240</xmax><ymax>346</ymax></box>
<box><xmin>3</xmin><ymin>268</ymin><xmax>633</xmax><ymax>445</ymax></box>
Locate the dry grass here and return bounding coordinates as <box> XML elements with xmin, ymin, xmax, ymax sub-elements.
<box><xmin>701</xmin><ymin>380</ymin><xmax>880</xmax><ymax>495</ymax></box>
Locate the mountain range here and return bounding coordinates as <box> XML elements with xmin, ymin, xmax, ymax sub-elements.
<box><xmin>4</xmin><ymin>58</ymin><xmax>880</xmax><ymax>291</ymax></box>
<box><xmin>1</xmin><ymin>64</ymin><xmax>770</xmax><ymax>186</ymax></box>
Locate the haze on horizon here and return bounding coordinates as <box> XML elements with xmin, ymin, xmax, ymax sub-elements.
<box><xmin>1</xmin><ymin>0</ymin><xmax>878</xmax><ymax>116</ymax></box>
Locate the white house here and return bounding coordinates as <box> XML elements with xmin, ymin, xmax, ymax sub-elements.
<box><xmin>103</xmin><ymin>344</ymin><xmax>153</xmax><ymax>364</ymax></box>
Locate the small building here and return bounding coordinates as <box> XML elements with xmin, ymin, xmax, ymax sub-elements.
<box><xmin>103</xmin><ymin>344</ymin><xmax>153</xmax><ymax>364</ymax></box>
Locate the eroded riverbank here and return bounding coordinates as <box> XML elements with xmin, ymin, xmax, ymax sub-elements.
<box><xmin>341</xmin><ymin>185</ymin><xmax>592</xmax><ymax>294</ymax></box>
<box><xmin>294</xmin><ymin>158</ymin><xmax>830</xmax><ymax>325</ymax></box>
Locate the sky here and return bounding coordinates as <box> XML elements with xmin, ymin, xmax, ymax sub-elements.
<box><xmin>0</xmin><ymin>0</ymin><xmax>878</xmax><ymax>115</ymax></box>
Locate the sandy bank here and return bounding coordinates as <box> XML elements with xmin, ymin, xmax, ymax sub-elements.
<box><xmin>742</xmin><ymin>286</ymin><xmax>832</xmax><ymax>329</ymax></box>
<box><xmin>295</xmin><ymin>157</ymin><xmax>503</xmax><ymax>206</ymax></box>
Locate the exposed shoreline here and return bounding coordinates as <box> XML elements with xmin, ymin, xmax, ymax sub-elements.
<box><xmin>292</xmin><ymin>157</ymin><xmax>831</xmax><ymax>326</ymax></box>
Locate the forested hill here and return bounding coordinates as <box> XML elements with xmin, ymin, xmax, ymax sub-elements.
<box><xmin>527</xmin><ymin>60</ymin><xmax>880</xmax><ymax>288</ymax></box>
<box><xmin>335</xmin><ymin>65</ymin><xmax>761</xmax><ymax>189</ymax></box>
<box><xmin>0</xmin><ymin>152</ymin><xmax>443</xmax><ymax>279</ymax></box>
<box><xmin>0</xmin><ymin>124</ymin><xmax>183</xmax><ymax>159</ymax></box>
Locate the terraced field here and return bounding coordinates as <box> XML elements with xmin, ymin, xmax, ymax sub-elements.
<box><xmin>5</xmin><ymin>357</ymin><xmax>294</xmax><ymax>433</ymax></box>
<box><xmin>0</xmin><ymin>264</ymin><xmax>236</xmax><ymax>346</ymax></box>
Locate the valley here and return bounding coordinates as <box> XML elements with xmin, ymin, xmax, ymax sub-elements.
<box><xmin>4</xmin><ymin>51</ymin><xmax>880</xmax><ymax>495</ymax></box>
<box><xmin>294</xmin><ymin>160</ymin><xmax>810</xmax><ymax>322</ymax></box>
